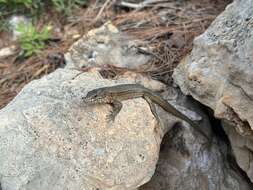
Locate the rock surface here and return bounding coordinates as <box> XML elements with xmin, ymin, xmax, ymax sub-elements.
<box><xmin>173</xmin><ymin>0</ymin><xmax>253</xmax><ymax>183</ymax></box>
<box><xmin>223</xmin><ymin>122</ymin><xmax>253</xmax><ymax>185</ymax></box>
<box><xmin>0</xmin><ymin>67</ymin><xmax>212</xmax><ymax>190</ymax></box>
<box><xmin>140</xmin><ymin>88</ymin><xmax>252</xmax><ymax>190</ymax></box>
<box><xmin>1</xmin><ymin>67</ymin><xmax>250</xmax><ymax>190</ymax></box>
<box><xmin>0</xmin><ymin>69</ymin><xmax>162</xmax><ymax>190</ymax></box>
<box><xmin>0</xmin><ymin>46</ymin><xmax>16</xmax><ymax>59</ymax></box>
<box><xmin>1</xmin><ymin>20</ymin><xmax>252</xmax><ymax>190</ymax></box>
<box><xmin>140</xmin><ymin>124</ymin><xmax>252</xmax><ymax>190</ymax></box>
<box><xmin>66</xmin><ymin>21</ymin><xmax>151</xmax><ymax>70</ymax></box>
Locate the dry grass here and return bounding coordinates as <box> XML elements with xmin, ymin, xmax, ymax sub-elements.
<box><xmin>0</xmin><ymin>0</ymin><xmax>231</xmax><ymax>108</ymax></box>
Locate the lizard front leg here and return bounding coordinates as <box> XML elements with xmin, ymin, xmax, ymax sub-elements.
<box><xmin>107</xmin><ymin>100</ymin><xmax>123</xmax><ymax>122</ymax></box>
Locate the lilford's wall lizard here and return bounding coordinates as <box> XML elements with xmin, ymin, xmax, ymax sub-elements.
<box><xmin>82</xmin><ymin>84</ymin><xmax>210</xmax><ymax>141</ymax></box>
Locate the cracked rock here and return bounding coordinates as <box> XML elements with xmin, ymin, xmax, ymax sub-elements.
<box><xmin>173</xmin><ymin>0</ymin><xmax>253</xmax><ymax>183</ymax></box>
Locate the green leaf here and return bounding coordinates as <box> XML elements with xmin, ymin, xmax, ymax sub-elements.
<box><xmin>17</xmin><ymin>22</ymin><xmax>51</xmax><ymax>57</ymax></box>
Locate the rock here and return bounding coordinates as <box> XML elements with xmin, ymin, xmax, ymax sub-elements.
<box><xmin>65</xmin><ymin>21</ymin><xmax>151</xmax><ymax>70</ymax></box>
<box><xmin>1</xmin><ymin>20</ymin><xmax>250</xmax><ymax>189</ymax></box>
<box><xmin>140</xmin><ymin>125</ymin><xmax>252</xmax><ymax>190</ymax></box>
<box><xmin>140</xmin><ymin>89</ymin><xmax>252</xmax><ymax>190</ymax></box>
<box><xmin>223</xmin><ymin>122</ymin><xmax>253</xmax><ymax>185</ymax></box>
<box><xmin>0</xmin><ymin>46</ymin><xmax>16</xmax><ymax>59</ymax></box>
<box><xmin>0</xmin><ymin>65</ymin><xmax>212</xmax><ymax>189</ymax></box>
<box><xmin>0</xmin><ymin>69</ymin><xmax>161</xmax><ymax>190</ymax></box>
<box><xmin>173</xmin><ymin>0</ymin><xmax>253</xmax><ymax>183</ymax></box>
<box><xmin>0</xmin><ymin>21</ymin><xmax>212</xmax><ymax>189</ymax></box>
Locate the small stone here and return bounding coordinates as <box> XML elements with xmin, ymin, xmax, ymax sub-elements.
<box><xmin>0</xmin><ymin>46</ymin><xmax>16</xmax><ymax>58</ymax></box>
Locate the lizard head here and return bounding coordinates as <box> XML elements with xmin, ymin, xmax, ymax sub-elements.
<box><xmin>82</xmin><ymin>87</ymin><xmax>111</xmax><ymax>104</ymax></box>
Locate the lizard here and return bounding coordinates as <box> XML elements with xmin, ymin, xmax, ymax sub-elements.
<box><xmin>82</xmin><ymin>83</ymin><xmax>210</xmax><ymax>141</ymax></box>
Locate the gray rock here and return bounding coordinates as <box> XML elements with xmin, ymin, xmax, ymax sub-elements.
<box><xmin>223</xmin><ymin>121</ymin><xmax>253</xmax><ymax>185</ymax></box>
<box><xmin>173</xmin><ymin>0</ymin><xmax>253</xmax><ymax>183</ymax></box>
<box><xmin>0</xmin><ymin>69</ymin><xmax>162</xmax><ymax>190</ymax></box>
<box><xmin>1</xmin><ymin>21</ymin><xmax>202</xmax><ymax>190</ymax></box>
<box><xmin>0</xmin><ymin>65</ymin><xmax>214</xmax><ymax>189</ymax></box>
<box><xmin>1</xmin><ymin>20</ymin><xmax>251</xmax><ymax>189</ymax></box>
<box><xmin>140</xmin><ymin>125</ymin><xmax>252</xmax><ymax>190</ymax></box>
<box><xmin>140</xmin><ymin>89</ymin><xmax>252</xmax><ymax>190</ymax></box>
<box><xmin>0</xmin><ymin>46</ymin><xmax>16</xmax><ymax>59</ymax></box>
<box><xmin>66</xmin><ymin>21</ymin><xmax>151</xmax><ymax>70</ymax></box>
<box><xmin>1</xmin><ymin>66</ymin><xmax>248</xmax><ymax>190</ymax></box>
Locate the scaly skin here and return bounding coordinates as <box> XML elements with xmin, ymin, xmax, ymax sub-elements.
<box><xmin>82</xmin><ymin>84</ymin><xmax>210</xmax><ymax>141</ymax></box>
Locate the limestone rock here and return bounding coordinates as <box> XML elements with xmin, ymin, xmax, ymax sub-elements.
<box><xmin>140</xmin><ymin>125</ymin><xmax>252</xmax><ymax>190</ymax></box>
<box><xmin>0</xmin><ymin>66</ymin><xmax>213</xmax><ymax>189</ymax></box>
<box><xmin>173</xmin><ymin>0</ymin><xmax>253</xmax><ymax>183</ymax></box>
<box><xmin>223</xmin><ymin>121</ymin><xmax>253</xmax><ymax>185</ymax></box>
<box><xmin>0</xmin><ymin>69</ymin><xmax>162</xmax><ymax>190</ymax></box>
<box><xmin>140</xmin><ymin>89</ymin><xmax>252</xmax><ymax>190</ymax></box>
<box><xmin>0</xmin><ymin>46</ymin><xmax>16</xmax><ymax>59</ymax></box>
<box><xmin>1</xmin><ymin>18</ymin><xmax>252</xmax><ymax>189</ymax></box>
<box><xmin>0</xmin><ymin>21</ymin><xmax>211</xmax><ymax>190</ymax></box>
<box><xmin>66</xmin><ymin>21</ymin><xmax>151</xmax><ymax>70</ymax></box>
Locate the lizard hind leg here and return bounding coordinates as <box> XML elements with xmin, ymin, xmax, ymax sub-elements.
<box><xmin>143</xmin><ymin>96</ymin><xmax>164</xmax><ymax>135</ymax></box>
<box><xmin>106</xmin><ymin>100</ymin><xmax>123</xmax><ymax>122</ymax></box>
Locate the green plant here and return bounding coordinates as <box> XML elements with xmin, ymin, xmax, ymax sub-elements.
<box><xmin>0</xmin><ymin>0</ymin><xmax>88</xmax><ymax>32</ymax></box>
<box><xmin>51</xmin><ymin>0</ymin><xmax>87</xmax><ymax>16</ymax></box>
<box><xmin>0</xmin><ymin>12</ymin><xmax>8</xmax><ymax>31</ymax></box>
<box><xmin>0</xmin><ymin>0</ymin><xmax>33</xmax><ymax>8</ymax></box>
<box><xmin>0</xmin><ymin>0</ymin><xmax>40</xmax><ymax>11</ymax></box>
<box><xmin>16</xmin><ymin>22</ymin><xmax>51</xmax><ymax>57</ymax></box>
<box><xmin>0</xmin><ymin>0</ymin><xmax>43</xmax><ymax>31</ymax></box>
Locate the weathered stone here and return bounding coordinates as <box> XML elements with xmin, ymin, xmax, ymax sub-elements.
<box><xmin>0</xmin><ymin>65</ymin><xmax>213</xmax><ymax>189</ymax></box>
<box><xmin>140</xmin><ymin>125</ymin><xmax>252</xmax><ymax>190</ymax></box>
<box><xmin>173</xmin><ymin>0</ymin><xmax>253</xmax><ymax>183</ymax></box>
<box><xmin>0</xmin><ymin>46</ymin><xmax>16</xmax><ymax>59</ymax></box>
<box><xmin>1</xmin><ymin>18</ymin><xmax>251</xmax><ymax>189</ymax></box>
<box><xmin>66</xmin><ymin>21</ymin><xmax>151</xmax><ymax>70</ymax></box>
<box><xmin>140</xmin><ymin>89</ymin><xmax>252</xmax><ymax>190</ymax></box>
<box><xmin>223</xmin><ymin>121</ymin><xmax>253</xmax><ymax>185</ymax></box>
<box><xmin>0</xmin><ymin>69</ymin><xmax>162</xmax><ymax>190</ymax></box>
<box><xmin>0</xmin><ymin>21</ymin><xmax>212</xmax><ymax>189</ymax></box>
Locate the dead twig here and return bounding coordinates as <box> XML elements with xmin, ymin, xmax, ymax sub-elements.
<box><xmin>93</xmin><ymin>0</ymin><xmax>114</xmax><ymax>23</ymax></box>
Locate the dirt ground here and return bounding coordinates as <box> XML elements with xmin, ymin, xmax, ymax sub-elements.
<box><xmin>0</xmin><ymin>0</ymin><xmax>231</xmax><ymax>109</ymax></box>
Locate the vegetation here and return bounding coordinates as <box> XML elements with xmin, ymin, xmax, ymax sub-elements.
<box><xmin>0</xmin><ymin>0</ymin><xmax>88</xmax><ymax>31</ymax></box>
<box><xmin>0</xmin><ymin>0</ymin><xmax>34</xmax><ymax>8</ymax></box>
<box><xmin>0</xmin><ymin>0</ymin><xmax>42</xmax><ymax>14</ymax></box>
<box><xmin>0</xmin><ymin>0</ymin><xmax>39</xmax><ymax>31</ymax></box>
<box><xmin>0</xmin><ymin>0</ymin><xmax>88</xmax><ymax>16</ymax></box>
<box><xmin>16</xmin><ymin>22</ymin><xmax>51</xmax><ymax>57</ymax></box>
<box><xmin>52</xmin><ymin>0</ymin><xmax>88</xmax><ymax>16</ymax></box>
<box><xmin>0</xmin><ymin>0</ymin><xmax>88</xmax><ymax>56</ymax></box>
